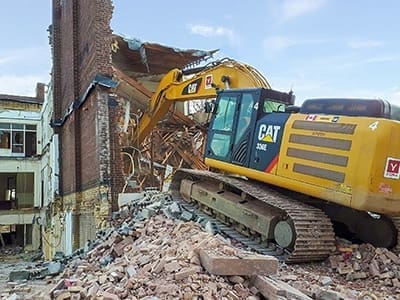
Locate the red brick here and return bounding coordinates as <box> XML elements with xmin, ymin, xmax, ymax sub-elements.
<box><xmin>369</xmin><ymin>260</ymin><xmax>381</xmax><ymax>277</ymax></box>
<box><xmin>383</xmin><ymin>249</ymin><xmax>400</xmax><ymax>264</ymax></box>
<box><xmin>112</xmin><ymin>236</ymin><xmax>133</xmax><ymax>257</ymax></box>
<box><xmin>102</xmin><ymin>291</ymin><xmax>119</xmax><ymax>300</ymax></box>
<box><xmin>174</xmin><ymin>266</ymin><xmax>202</xmax><ymax>280</ymax></box>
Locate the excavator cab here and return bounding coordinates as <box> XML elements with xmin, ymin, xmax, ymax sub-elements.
<box><xmin>205</xmin><ymin>88</ymin><xmax>294</xmax><ymax>169</ymax></box>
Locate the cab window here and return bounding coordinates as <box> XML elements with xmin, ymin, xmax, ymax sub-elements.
<box><xmin>212</xmin><ymin>95</ymin><xmax>236</xmax><ymax>131</ymax></box>
<box><xmin>263</xmin><ymin>99</ymin><xmax>285</xmax><ymax>113</ymax></box>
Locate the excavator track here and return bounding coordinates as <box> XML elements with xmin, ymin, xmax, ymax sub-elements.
<box><xmin>170</xmin><ymin>168</ymin><xmax>336</xmax><ymax>263</ymax></box>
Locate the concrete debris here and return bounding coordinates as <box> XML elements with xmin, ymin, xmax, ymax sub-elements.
<box><xmin>8</xmin><ymin>270</ymin><xmax>30</xmax><ymax>282</ymax></box>
<box><xmin>8</xmin><ymin>260</ymin><xmax>65</xmax><ymax>282</ymax></box>
<box><xmin>252</xmin><ymin>275</ymin><xmax>313</xmax><ymax>300</ymax></box>
<box><xmin>199</xmin><ymin>249</ymin><xmax>278</xmax><ymax>276</ymax></box>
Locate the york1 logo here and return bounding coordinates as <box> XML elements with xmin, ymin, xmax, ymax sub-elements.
<box><xmin>258</xmin><ymin>124</ymin><xmax>281</xmax><ymax>143</ymax></box>
<box><xmin>384</xmin><ymin>157</ymin><xmax>400</xmax><ymax>179</ymax></box>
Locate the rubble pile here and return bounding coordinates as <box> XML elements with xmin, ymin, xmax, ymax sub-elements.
<box><xmin>329</xmin><ymin>242</ymin><xmax>400</xmax><ymax>283</ymax></box>
<box><xmin>48</xmin><ymin>191</ymin><xmax>306</xmax><ymax>299</ymax></box>
<box><xmin>0</xmin><ymin>246</ymin><xmax>24</xmax><ymax>257</ymax></box>
<box><xmin>277</xmin><ymin>240</ymin><xmax>400</xmax><ymax>299</ymax></box>
<box><xmin>51</xmin><ymin>216</ymin><xmax>277</xmax><ymax>299</ymax></box>
<box><xmin>3</xmin><ymin>190</ymin><xmax>400</xmax><ymax>299</ymax></box>
<box><xmin>41</xmin><ymin>191</ymin><xmax>278</xmax><ymax>299</ymax></box>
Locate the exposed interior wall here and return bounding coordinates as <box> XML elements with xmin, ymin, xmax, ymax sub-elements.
<box><xmin>16</xmin><ymin>173</ymin><xmax>34</xmax><ymax>208</ymax></box>
<box><xmin>0</xmin><ymin>161</ymin><xmax>41</xmax><ymax>208</ymax></box>
<box><xmin>0</xmin><ymin>174</ymin><xmax>12</xmax><ymax>202</ymax></box>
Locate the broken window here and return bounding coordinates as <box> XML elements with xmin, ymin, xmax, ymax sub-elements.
<box><xmin>25</xmin><ymin>125</ymin><xmax>37</xmax><ymax>157</ymax></box>
<box><xmin>0</xmin><ymin>123</ymin><xmax>10</xmax><ymax>149</ymax></box>
<box><xmin>12</xmin><ymin>125</ymin><xmax>24</xmax><ymax>154</ymax></box>
<box><xmin>0</xmin><ymin>123</ymin><xmax>37</xmax><ymax>157</ymax></box>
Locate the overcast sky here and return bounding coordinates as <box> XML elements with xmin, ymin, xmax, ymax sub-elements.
<box><xmin>1</xmin><ymin>0</ymin><xmax>399</xmax><ymax>105</ymax></box>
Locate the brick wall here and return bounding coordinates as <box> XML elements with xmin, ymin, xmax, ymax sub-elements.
<box><xmin>59</xmin><ymin>117</ymin><xmax>76</xmax><ymax>194</ymax></box>
<box><xmin>78</xmin><ymin>0</ymin><xmax>114</xmax><ymax>92</ymax></box>
<box><xmin>53</xmin><ymin>0</ymin><xmax>114</xmax><ymax>194</ymax></box>
<box><xmin>52</xmin><ymin>0</ymin><xmax>116</xmax><ymax>250</ymax></box>
<box><xmin>58</xmin><ymin>0</ymin><xmax>75</xmax><ymax>115</ymax></box>
<box><xmin>80</xmin><ymin>93</ymin><xmax>100</xmax><ymax>190</ymax></box>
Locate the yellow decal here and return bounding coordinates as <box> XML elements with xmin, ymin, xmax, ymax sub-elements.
<box><xmin>337</xmin><ymin>183</ymin><xmax>352</xmax><ymax>194</ymax></box>
<box><xmin>262</xmin><ymin>135</ymin><xmax>274</xmax><ymax>142</ymax></box>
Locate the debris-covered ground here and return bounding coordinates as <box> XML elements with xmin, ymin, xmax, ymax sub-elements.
<box><xmin>0</xmin><ymin>250</ymin><xmax>56</xmax><ymax>299</ymax></box>
<box><xmin>1</xmin><ymin>190</ymin><xmax>400</xmax><ymax>299</ymax></box>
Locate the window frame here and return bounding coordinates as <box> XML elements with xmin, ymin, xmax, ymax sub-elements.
<box><xmin>0</xmin><ymin>123</ymin><xmax>37</xmax><ymax>157</ymax></box>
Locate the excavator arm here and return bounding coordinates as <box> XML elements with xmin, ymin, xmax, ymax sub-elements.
<box><xmin>135</xmin><ymin>58</ymin><xmax>271</xmax><ymax>145</ymax></box>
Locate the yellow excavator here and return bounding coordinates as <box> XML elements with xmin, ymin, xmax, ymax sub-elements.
<box><xmin>131</xmin><ymin>58</ymin><xmax>400</xmax><ymax>262</ymax></box>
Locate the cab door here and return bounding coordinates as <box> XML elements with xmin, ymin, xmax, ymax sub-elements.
<box><xmin>205</xmin><ymin>92</ymin><xmax>239</xmax><ymax>163</ymax></box>
<box><xmin>205</xmin><ymin>90</ymin><xmax>258</xmax><ymax>166</ymax></box>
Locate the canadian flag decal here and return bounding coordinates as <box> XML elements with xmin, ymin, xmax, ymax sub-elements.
<box><xmin>306</xmin><ymin>114</ymin><xmax>317</xmax><ymax>121</ymax></box>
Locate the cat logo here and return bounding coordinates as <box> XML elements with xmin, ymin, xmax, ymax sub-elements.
<box><xmin>182</xmin><ymin>78</ymin><xmax>202</xmax><ymax>95</ymax></box>
<box><xmin>258</xmin><ymin>124</ymin><xmax>281</xmax><ymax>143</ymax></box>
<box><xmin>188</xmin><ymin>82</ymin><xmax>198</xmax><ymax>94</ymax></box>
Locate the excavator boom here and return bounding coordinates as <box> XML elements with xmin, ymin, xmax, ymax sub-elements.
<box><xmin>135</xmin><ymin>58</ymin><xmax>271</xmax><ymax>145</ymax></box>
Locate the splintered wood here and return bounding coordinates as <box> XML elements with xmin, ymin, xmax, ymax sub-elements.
<box><xmin>133</xmin><ymin>111</ymin><xmax>209</xmax><ymax>190</ymax></box>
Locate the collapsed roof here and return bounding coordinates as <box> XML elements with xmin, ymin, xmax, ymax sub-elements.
<box><xmin>111</xmin><ymin>34</ymin><xmax>217</xmax><ymax>190</ymax></box>
<box><xmin>112</xmin><ymin>34</ymin><xmax>217</xmax><ymax>92</ymax></box>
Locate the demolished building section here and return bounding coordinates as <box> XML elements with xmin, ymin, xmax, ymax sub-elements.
<box><xmin>0</xmin><ymin>84</ymin><xmax>47</xmax><ymax>251</ymax></box>
<box><xmin>49</xmin><ymin>0</ymin><xmax>217</xmax><ymax>257</ymax></box>
<box><xmin>112</xmin><ymin>35</ymin><xmax>216</xmax><ymax>192</ymax></box>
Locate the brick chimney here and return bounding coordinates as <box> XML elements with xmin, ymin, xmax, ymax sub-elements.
<box><xmin>36</xmin><ymin>82</ymin><xmax>46</xmax><ymax>102</ymax></box>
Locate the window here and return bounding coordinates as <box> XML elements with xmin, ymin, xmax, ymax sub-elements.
<box><xmin>209</xmin><ymin>94</ymin><xmax>238</xmax><ymax>160</ymax></box>
<box><xmin>210</xmin><ymin>132</ymin><xmax>231</xmax><ymax>157</ymax></box>
<box><xmin>390</xmin><ymin>103</ymin><xmax>400</xmax><ymax>121</ymax></box>
<box><xmin>235</xmin><ymin>93</ymin><xmax>255</xmax><ymax>142</ymax></box>
<box><xmin>212</xmin><ymin>95</ymin><xmax>237</xmax><ymax>131</ymax></box>
<box><xmin>0</xmin><ymin>123</ymin><xmax>10</xmax><ymax>149</ymax></box>
<box><xmin>25</xmin><ymin>125</ymin><xmax>37</xmax><ymax>157</ymax></box>
<box><xmin>12</xmin><ymin>131</ymin><xmax>24</xmax><ymax>153</ymax></box>
<box><xmin>263</xmin><ymin>99</ymin><xmax>286</xmax><ymax>113</ymax></box>
<box><xmin>0</xmin><ymin>123</ymin><xmax>37</xmax><ymax>157</ymax></box>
